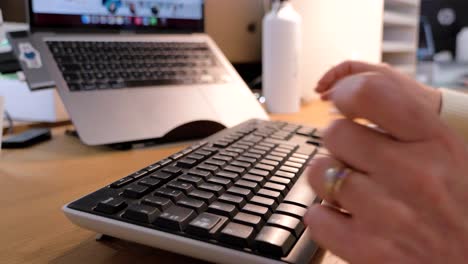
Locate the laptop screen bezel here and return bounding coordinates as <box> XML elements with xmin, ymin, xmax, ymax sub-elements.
<box><xmin>27</xmin><ymin>0</ymin><xmax>205</xmax><ymax>33</ymax></box>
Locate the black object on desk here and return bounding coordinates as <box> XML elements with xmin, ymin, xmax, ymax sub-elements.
<box><xmin>2</xmin><ymin>128</ymin><xmax>51</xmax><ymax>148</ymax></box>
<box><xmin>0</xmin><ymin>51</ymin><xmax>21</xmax><ymax>73</ymax></box>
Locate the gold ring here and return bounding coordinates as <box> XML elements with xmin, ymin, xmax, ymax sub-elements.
<box><xmin>324</xmin><ymin>166</ymin><xmax>351</xmax><ymax>201</ymax></box>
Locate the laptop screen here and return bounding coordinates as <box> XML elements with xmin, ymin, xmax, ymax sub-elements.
<box><xmin>29</xmin><ymin>0</ymin><xmax>204</xmax><ymax>32</ymax></box>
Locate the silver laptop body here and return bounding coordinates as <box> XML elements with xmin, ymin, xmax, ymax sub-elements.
<box><xmin>28</xmin><ymin>0</ymin><xmax>268</xmax><ymax>146</ymax></box>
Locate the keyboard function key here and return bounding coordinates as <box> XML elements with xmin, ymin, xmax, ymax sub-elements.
<box><xmin>110</xmin><ymin>177</ymin><xmax>135</xmax><ymax>188</ymax></box>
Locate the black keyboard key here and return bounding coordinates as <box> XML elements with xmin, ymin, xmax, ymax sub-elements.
<box><xmin>162</xmin><ymin>166</ymin><xmax>183</xmax><ymax>176</ymax></box>
<box><xmin>288</xmin><ymin>157</ymin><xmax>307</xmax><ymax>164</ymax></box>
<box><xmin>205</xmin><ymin>159</ymin><xmax>226</xmax><ymax>168</ymax></box>
<box><xmin>186</xmin><ymin>213</ymin><xmax>228</xmax><ymax>238</ymax></box>
<box><xmin>216</xmin><ymin>171</ymin><xmax>240</xmax><ymax>181</ymax></box>
<box><xmin>218</xmin><ymin>193</ymin><xmax>246</xmax><ymax>208</ymax></box>
<box><xmin>242</xmin><ymin>203</ymin><xmax>272</xmax><ymax>220</ymax></box>
<box><xmin>250</xmin><ymin>195</ymin><xmax>278</xmax><ymax>210</ymax></box>
<box><xmin>267</xmin><ymin>214</ymin><xmax>305</xmax><ymax>237</ymax></box>
<box><xmin>224</xmin><ymin>165</ymin><xmax>245</xmax><ymax>175</ymax></box>
<box><xmin>130</xmin><ymin>170</ymin><xmax>149</xmax><ymax>180</ymax></box>
<box><xmin>257</xmin><ymin>188</ymin><xmax>283</xmax><ymax>203</ymax></box>
<box><xmin>270</xmin><ymin>176</ymin><xmax>293</xmax><ymax>189</ymax></box>
<box><xmin>231</xmin><ymin>161</ymin><xmax>251</xmax><ymax>169</ymax></box>
<box><xmin>242</xmin><ymin>174</ymin><xmax>266</xmax><ymax>185</ymax></box>
<box><xmin>188</xmin><ymin>169</ymin><xmax>211</xmax><ymax>179</ymax></box>
<box><xmin>123</xmin><ymin>184</ymin><xmax>150</xmax><ymax>199</ymax></box>
<box><xmin>207</xmin><ymin>201</ymin><xmax>238</xmax><ymax>218</ymax></box>
<box><xmin>275</xmin><ymin>203</ymin><xmax>308</xmax><ymax>219</ymax></box>
<box><xmin>138</xmin><ymin>178</ymin><xmax>161</xmax><ymax>189</ymax></box>
<box><xmin>177</xmin><ymin>197</ymin><xmax>207</xmax><ymax>213</ymax></box>
<box><xmin>233</xmin><ymin>212</ymin><xmax>264</xmax><ymax>231</ymax></box>
<box><xmin>150</xmin><ymin>171</ymin><xmax>173</xmax><ymax>181</ymax></box>
<box><xmin>227</xmin><ymin>186</ymin><xmax>253</xmax><ymax>199</ymax></box>
<box><xmin>187</xmin><ymin>154</ymin><xmax>205</xmax><ymax>162</ymax></box>
<box><xmin>292</xmin><ymin>153</ymin><xmax>309</xmax><ymax>160</ymax></box>
<box><xmin>260</xmin><ymin>159</ymin><xmax>280</xmax><ymax>168</ymax></box>
<box><xmin>177</xmin><ymin>158</ymin><xmax>198</xmax><ymax>168</ymax></box>
<box><xmin>243</xmin><ymin>152</ymin><xmax>262</xmax><ymax>160</ymax></box>
<box><xmin>110</xmin><ymin>177</ymin><xmax>135</xmax><ymax>188</ymax></box>
<box><xmin>265</xmin><ymin>155</ymin><xmax>283</xmax><ymax>162</ymax></box>
<box><xmin>275</xmin><ymin>171</ymin><xmax>296</xmax><ymax>180</ymax></box>
<box><xmin>141</xmin><ymin>196</ymin><xmax>173</xmax><ymax>211</ymax></box>
<box><xmin>166</xmin><ymin>181</ymin><xmax>195</xmax><ymax>194</ymax></box>
<box><xmin>154</xmin><ymin>187</ymin><xmax>184</xmax><ymax>201</ymax></box>
<box><xmin>212</xmin><ymin>155</ymin><xmax>233</xmax><ymax>162</ymax></box>
<box><xmin>178</xmin><ymin>174</ymin><xmax>204</xmax><ymax>186</ymax></box>
<box><xmin>284</xmin><ymin>161</ymin><xmax>303</xmax><ymax>169</ymax></box>
<box><xmin>155</xmin><ymin>205</ymin><xmax>197</xmax><ymax>231</ymax></box>
<box><xmin>94</xmin><ymin>197</ymin><xmax>127</xmax><ymax>214</ymax></box>
<box><xmin>248</xmin><ymin>168</ymin><xmax>270</xmax><ymax>177</ymax></box>
<box><xmin>235</xmin><ymin>179</ymin><xmax>260</xmax><ymax>192</ymax></box>
<box><xmin>213</xmin><ymin>140</ymin><xmax>230</xmax><ymax>148</ymax></box>
<box><xmin>270</xmin><ymin>151</ymin><xmax>288</xmax><ymax>158</ymax></box>
<box><xmin>122</xmin><ymin>204</ymin><xmax>161</xmax><ymax>223</ymax></box>
<box><xmin>188</xmin><ymin>189</ymin><xmax>216</xmax><ymax>203</ymax></box>
<box><xmin>197</xmin><ymin>164</ymin><xmax>219</xmax><ymax>173</ymax></box>
<box><xmin>264</xmin><ymin>182</ymin><xmax>288</xmax><ymax>196</ymax></box>
<box><xmin>199</xmin><ymin>182</ymin><xmax>224</xmax><ymax>196</ymax></box>
<box><xmin>237</xmin><ymin>156</ymin><xmax>256</xmax><ymax>164</ymax></box>
<box><xmin>255</xmin><ymin>164</ymin><xmax>275</xmax><ymax>173</ymax></box>
<box><xmin>208</xmin><ymin>177</ymin><xmax>232</xmax><ymax>188</ymax></box>
<box><xmin>219</xmin><ymin>222</ymin><xmax>255</xmax><ymax>248</ymax></box>
<box><xmin>254</xmin><ymin>226</ymin><xmax>295</xmax><ymax>257</ymax></box>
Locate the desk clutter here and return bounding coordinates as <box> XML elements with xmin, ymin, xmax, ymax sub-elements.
<box><xmin>64</xmin><ymin>119</ymin><xmax>323</xmax><ymax>264</ymax></box>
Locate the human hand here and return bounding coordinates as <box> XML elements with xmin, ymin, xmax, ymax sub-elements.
<box><xmin>316</xmin><ymin>61</ymin><xmax>442</xmax><ymax>125</ymax></box>
<box><xmin>304</xmin><ymin>61</ymin><xmax>468</xmax><ymax>263</ymax></box>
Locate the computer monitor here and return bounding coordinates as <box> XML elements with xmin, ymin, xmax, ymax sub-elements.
<box><xmin>28</xmin><ymin>0</ymin><xmax>204</xmax><ymax>32</ymax></box>
<box><xmin>420</xmin><ymin>0</ymin><xmax>468</xmax><ymax>57</ymax></box>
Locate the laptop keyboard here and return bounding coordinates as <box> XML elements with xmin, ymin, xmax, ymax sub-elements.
<box><xmin>66</xmin><ymin>119</ymin><xmax>322</xmax><ymax>263</ymax></box>
<box><xmin>46</xmin><ymin>41</ymin><xmax>229</xmax><ymax>92</ymax></box>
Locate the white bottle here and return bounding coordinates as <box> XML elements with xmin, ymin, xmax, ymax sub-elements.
<box><xmin>263</xmin><ymin>0</ymin><xmax>302</xmax><ymax>113</ymax></box>
<box><xmin>456</xmin><ymin>27</ymin><xmax>468</xmax><ymax>62</ymax></box>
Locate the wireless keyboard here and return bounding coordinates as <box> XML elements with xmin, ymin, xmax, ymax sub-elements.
<box><xmin>64</xmin><ymin>119</ymin><xmax>323</xmax><ymax>264</ymax></box>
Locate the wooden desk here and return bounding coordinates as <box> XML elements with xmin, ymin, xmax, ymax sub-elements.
<box><xmin>0</xmin><ymin>101</ymin><xmax>344</xmax><ymax>264</ymax></box>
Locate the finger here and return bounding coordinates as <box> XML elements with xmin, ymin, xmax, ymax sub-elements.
<box><xmin>316</xmin><ymin>61</ymin><xmax>390</xmax><ymax>93</ymax></box>
<box><xmin>304</xmin><ymin>205</ymin><xmax>371</xmax><ymax>263</ymax></box>
<box><xmin>307</xmin><ymin>157</ymin><xmax>391</xmax><ymax>221</ymax></box>
<box><xmin>329</xmin><ymin>72</ymin><xmax>443</xmax><ymax>141</ymax></box>
<box><xmin>322</xmin><ymin>118</ymin><xmax>396</xmax><ymax>174</ymax></box>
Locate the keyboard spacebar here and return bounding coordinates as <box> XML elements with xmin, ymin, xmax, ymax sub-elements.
<box><xmin>283</xmin><ymin>170</ymin><xmax>319</xmax><ymax>208</ymax></box>
<box><xmin>125</xmin><ymin>79</ymin><xmax>185</xmax><ymax>87</ymax></box>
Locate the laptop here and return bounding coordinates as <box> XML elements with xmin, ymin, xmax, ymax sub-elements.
<box><xmin>27</xmin><ymin>0</ymin><xmax>268</xmax><ymax>146</ymax></box>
